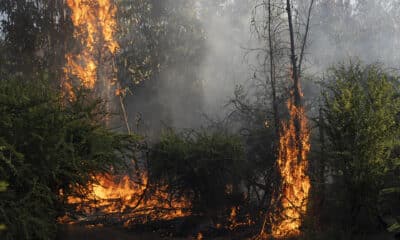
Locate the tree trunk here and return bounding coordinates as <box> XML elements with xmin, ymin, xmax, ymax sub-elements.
<box><xmin>286</xmin><ymin>0</ymin><xmax>303</xmax><ymax>163</ymax></box>
<box><xmin>268</xmin><ymin>0</ymin><xmax>280</xmax><ymax>139</ymax></box>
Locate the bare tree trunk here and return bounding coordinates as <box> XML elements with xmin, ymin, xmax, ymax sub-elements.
<box><xmin>285</xmin><ymin>0</ymin><xmax>314</xmax><ymax>163</ymax></box>
<box><xmin>286</xmin><ymin>0</ymin><xmax>303</xmax><ymax>163</ymax></box>
<box><xmin>119</xmin><ymin>90</ymin><xmax>131</xmax><ymax>134</ymax></box>
<box><xmin>318</xmin><ymin>106</ymin><xmax>325</xmax><ymax>191</ymax></box>
<box><xmin>268</xmin><ymin>0</ymin><xmax>280</xmax><ymax>139</ymax></box>
<box><xmin>298</xmin><ymin>0</ymin><xmax>314</xmax><ymax>76</ymax></box>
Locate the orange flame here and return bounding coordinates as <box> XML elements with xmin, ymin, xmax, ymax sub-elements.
<box><xmin>227</xmin><ymin>206</ymin><xmax>255</xmax><ymax>230</ymax></box>
<box><xmin>64</xmin><ymin>173</ymin><xmax>191</xmax><ymax>224</ymax></box>
<box><xmin>61</xmin><ymin>0</ymin><xmax>190</xmax><ymax>225</ymax></box>
<box><xmin>63</xmin><ymin>0</ymin><xmax>119</xmax><ymax>99</ymax></box>
<box><xmin>271</xmin><ymin>89</ymin><xmax>311</xmax><ymax>238</ymax></box>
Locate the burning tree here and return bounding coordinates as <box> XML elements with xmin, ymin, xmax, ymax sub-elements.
<box><xmin>63</xmin><ymin>0</ymin><xmax>119</xmax><ymax>105</ymax></box>
<box><xmin>271</xmin><ymin>84</ymin><xmax>311</xmax><ymax>238</ymax></box>
<box><xmin>60</xmin><ymin>0</ymin><xmax>195</xmax><ymax>226</ymax></box>
<box><xmin>261</xmin><ymin>0</ymin><xmax>314</xmax><ymax>238</ymax></box>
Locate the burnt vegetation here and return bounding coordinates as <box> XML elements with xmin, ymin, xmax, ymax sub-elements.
<box><xmin>1</xmin><ymin>0</ymin><xmax>400</xmax><ymax>240</ymax></box>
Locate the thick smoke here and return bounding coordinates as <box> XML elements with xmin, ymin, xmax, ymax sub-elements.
<box><xmin>124</xmin><ymin>0</ymin><xmax>400</xmax><ymax>134</ymax></box>
<box><xmin>124</xmin><ymin>0</ymin><xmax>254</xmax><ymax>134</ymax></box>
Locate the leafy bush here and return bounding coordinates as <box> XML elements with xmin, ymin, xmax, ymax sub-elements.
<box><xmin>149</xmin><ymin>130</ymin><xmax>247</xmax><ymax>217</ymax></box>
<box><xmin>320</xmin><ymin>62</ymin><xmax>400</xmax><ymax>234</ymax></box>
<box><xmin>0</xmin><ymin>77</ymin><xmax>136</xmax><ymax>239</ymax></box>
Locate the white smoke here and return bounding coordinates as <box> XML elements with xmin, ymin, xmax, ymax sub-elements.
<box><xmin>126</xmin><ymin>0</ymin><xmax>400</xmax><ymax>132</ymax></box>
<box><xmin>197</xmin><ymin>0</ymin><xmax>255</xmax><ymax>118</ymax></box>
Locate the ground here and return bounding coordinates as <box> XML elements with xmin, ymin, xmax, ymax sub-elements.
<box><xmin>56</xmin><ymin>224</ymin><xmax>255</xmax><ymax>240</ymax></box>
<box><xmin>57</xmin><ymin>224</ymin><xmax>397</xmax><ymax>240</ymax></box>
<box><xmin>57</xmin><ymin>225</ymin><xmax>179</xmax><ymax>240</ymax></box>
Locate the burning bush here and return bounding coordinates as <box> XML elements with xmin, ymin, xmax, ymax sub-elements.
<box><xmin>0</xmin><ymin>77</ymin><xmax>137</xmax><ymax>239</ymax></box>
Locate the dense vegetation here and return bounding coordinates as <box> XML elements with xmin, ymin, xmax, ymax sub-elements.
<box><xmin>150</xmin><ymin>130</ymin><xmax>246</xmax><ymax>216</ymax></box>
<box><xmin>0</xmin><ymin>77</ymin><xmax>136</xmax><ymax>239</ymax></box>
<box><xmin>314</xmin><ymin>63</ymin><xmax>400</xmax><ymax>238</ymax></box>
<box><xmin>1</xmin><ymin>0</ymin><xmax>400</xmax><ymax>239</ymax></box>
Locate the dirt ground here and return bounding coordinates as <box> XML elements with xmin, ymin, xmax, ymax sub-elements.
<box><xmin>56</xmin><ymin>224</ymin><xmax>252</xmax><ymax>240</ymax></box>
<box><xmin>57</xmin><ymin>224</ymin><xmax>397</xmax><ymax>240</ymax></box>
<box><xmin>56</xmin><ymin>225</ymin><xmax>184</xmax><ymax>240</ymax></box>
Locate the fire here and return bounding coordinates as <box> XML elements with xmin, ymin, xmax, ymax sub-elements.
<box><xmin>64</xmin><ymin>173</ymin><xmax>191</xmax><ymax>224</ymax></box>
<box><xmin>271</xmin><ymin>89</ymin><xmax>311</xmax><ymax>238</ymax></box>
<box><xmin>61</xmin><ymin>0</ymin><xmax>191</xmax><ymax>226</ymax></box>
<box><xmin>63</xmin><ymin>0</ymin><xmax>119</xmax><ymax>100</ymax></box>
<box><xmin>227</xmin><ymin>206</ymin><xmax>255</xmax><ymax>230</ymax></box>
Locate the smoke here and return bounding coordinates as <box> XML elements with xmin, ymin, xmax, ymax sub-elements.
<box><xmin>123</xmin><ymin>0</ymin><xmax>400</xmax><ymax>134</ymax></box>
<box><xmin>123</xmin><ymin>0</ymin><xmax>254</xmax><ymax>134</ymax></box>
<box><xmin>197</xmin><ymin>0</ymin><xmax>254</xmax><ymax>118</ymax></box>
<box><xmin>307</xmin><ymin>0</ymin><xmax>400</xmax><ymax>74</ymax></box>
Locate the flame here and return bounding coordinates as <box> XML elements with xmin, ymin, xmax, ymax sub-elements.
<box><xmin>271</xmin><ymin>88</ymin><xmax>311</xmax><ymax>238</ymax></box>
<box><xmin>229</xmin><ymin>206</ymin><xmax>238</xmax><ymax>229</ymax></box>
<box><xmin>64</xmin><ymin>173</ymin><xmax>191</xmax><ymax>224</ymax></box>
<box><xmin>60</xmin><ymin>0</ymin><xmax>191</xmax><ymax>225</ymax></box>
<box><xmin>63</xmin><ymin>0</ymin><xmax>119</xmax><ymax>100</ymax></box>
<box><xmin>227</xmin><ymin>206</ymin><xmax>255</xmax><ymax>230</ymax></box>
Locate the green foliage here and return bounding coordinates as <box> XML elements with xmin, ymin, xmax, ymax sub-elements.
<box><xmin>0</xmin><ymin>0</ymin><xmax>71</xmax><ymax>79</ymax></box>
<box><xmin>321</xmin><ymin>62</ymin><xmax>400</xmax><ymax>233</ymax></box>
<box><xmin>116</xmin><ymin>0</ymin><xmax>205</xmax><ymax>132</ymax></box>
<box><xmin>0</xmin><ymin>77</ymin><xmax>137</xmax><ymax>239</ymax></box>
<box><xmin>0</xmin><ymin>181</ymin><xmax>7</xmax><ymax>232</ymax></box>
<box><xmin>378</xmin><ymin>162</ymin><xmax>400</xmax><ymax>235</ymax></box>
<box><xmin>149</xmin><ymin>129</ymin><xmax>247</xmax><ymax>216</ymax></box>
<box><xmin>379</xmin><ymin>188</ymin><xmax>400</xmax><ymax>234</ymax></box>
<box><xmin>0</xmin><ymin>182</ymin><xmax>8</xmax><ymax>192</ymax></box>
<box><xmin>117</xmin><ymin>0</ymin><xmax>205</xmax><ymax>88</ymax></box>
<box><xmin>229</xmin><ymin>85</ymin><xmax>278</xmax><ymax>210</ymax></box>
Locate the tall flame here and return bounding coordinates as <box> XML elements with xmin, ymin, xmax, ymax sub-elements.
<box><xmin>63</xmin><ymin>0</ymin><xmax>119</xmax><ymax>100</ymax></box>
<box><xmin>271</xmin><ymin>89</ymin><xmax>311</xmax><ymax>238</ymax></box>
<box><xmin>61</xmin><ymin>0</ymin><xmax>191</xmax><ymax>226</ymax></box>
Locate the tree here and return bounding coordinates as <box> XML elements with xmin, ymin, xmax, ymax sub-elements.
<box><xmin>0</xmin><ymin>0</ymin><xmax>71</xmax><ymax>80</ymax></box>
<box><xmin>309</xmin><ymin>0</ymin><xmax>400</xmax><ymax>69</ymax></box>
<box><xmin>250</xmin><ymin>0</ymin><xmax>288</xmax><ymax>139</ymax></box>
<box><xmin>116</xmin><ymin>0</ymin><xmax>206</xmax><ymax>133</ymax></box>
<box><xmin>230</xmin><ymin>1</ymin><xmax>315</xmax><ymax>226</ymax></box>
<box><xmin>285</xmin><ymin>0</ymin><xmax>314</xmax><ymax>162</ymax></box>
<box><xmin>320</xmin><ymin>62</ymin><xmax>400</xmax><ymax>235</ymax></box>
<box><xmin>0</xmin><ymin>76</ymin><xmax>137</xmax><ymax>239</ymax></box>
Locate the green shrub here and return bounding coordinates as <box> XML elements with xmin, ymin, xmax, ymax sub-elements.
<box><xmin>321</xmin><ymin>62</ymin><xmax>400</xmax><ymax>234</ymax></box>
<box><xmin>0</xmin><ymin>77</ymin><xmax>137</xmax><ymax>239</ymax></box>
<box><xmin>149</xmin><ymin>130</ymin><xmax>247</xmax><ymax>217</ymax></box>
